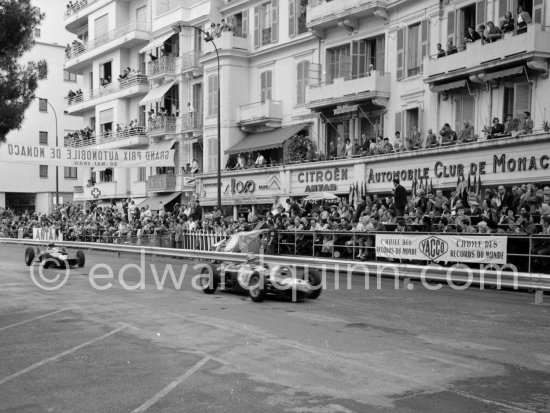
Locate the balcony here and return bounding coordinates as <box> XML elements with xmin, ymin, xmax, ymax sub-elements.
<box><xmin>147</xmin><ymin>117</ymin><xmax>177</xmax><ymax>138</ymax></box>
<box><xmin>65</xmin><ymin>128</ymin><xmax>148</xmax><ymax>150</ymax></box>
<box><xmin>148</xmin><ymin>56</ymin><xmax>177</xmax><ymax>81</ymax></box>
<box><xmin>202</xmin><ymin>31</ymin><xmax>249</xmax><ymax>56</ymax></box>
<box><xmin>65</xmin><ymin>75</ymin><xmax>149</xmax><ymax>116</ymax></box>
<box><xmin>64</xmin><ymin>0</ymin><xmax>112</xmax><ymax>33</ymax></box>
<box><xmin>147</xmin><ymin>174</ymin><xmax>177</xmax><ymax>193</ymax></box>
<box><xmin>307</xmin><ymin>0</ymin><xmax>389</xmax><ymax>30</ymax></box>
<box><xmin>238</xmin><ymin>100</ymin><xmax>283</xmax><ymax>130</ymax></box>
<box><xmin>152</xmin><ymin>0</ymin><xmax>213</xmax><ymax>33</ymax></box>
<box><xmin>65</xmin><ymin>21</ymin><xmax>150</xmax><ymax>73</ymax></box>
<box><xmin>91</xmin><ymin>181</ymin><xmax>118</xmax><ymax>199</ymax></box>
<box><xmin>424</xmin><ymin>24</ymin><xmax>550</xmax><ymax>84</ymax></box>
<box><xmin>307</xmin><ymin>71</ymin><xmax>391</xmax><ymax>110</ymax></box>
<box><xmin>180</xmin><ymin>113</ymin><xmax>203</xmax><ymax>136</ymax></box>
<box><xmin>181</xmin><ymin>51</ymin><xmax>203</xmax><ymax>77</ymax></box>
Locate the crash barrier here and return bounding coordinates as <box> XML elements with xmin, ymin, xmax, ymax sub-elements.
<box><xmin>276</xmin><ymin>230</ymin><xmax>550</xmax><ymax>275</ymax></box>
<box><xmin>1</xmin><ymin>236</ymin><xmax>549</xmax><ymax>305</ymax></box>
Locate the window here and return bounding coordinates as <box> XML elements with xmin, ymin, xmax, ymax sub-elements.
<box><xmin>39</xmin><ymin>131</ymin><xmax>48</xmax><ymax>145</ymax></box>
<box><xmin>136</xmin><ymin>5</ymin><xmax>147</xmax><ymax>22</ymax></box>
<box><xmin>94</xmin><ymin>14</ymin><xmax>109</xmax><ymax>44</ymax></box>
<box><xmin>39</xmin><ymin>165</ymin><xmax>48</xmax><ymax>178</ymax></box>
<box><xmin>327</xmin><ymin>45</ymin><xmax>351</xmax><ymax>82</ymax></box>
<box><xmin>39</xmin><ymin>98</ymin><xmax>48</xmax><ymax>112</ymax></box>
<box><xmin>138</xmin><ymin>52</ymin><xmax>147</xmax><ymax>75</ymax></box>
<box><xmin>231</xmin><ymin>11</ymin><xmax>248</xmax><ymax>38</ymax></box>
<box><xmin>138</xmin><ymin>167</ymin><xmax>146</xmax><ymax>182</ymax></box>
<box><xmin>289</xmin><ymin>0</ymin><xmax>308</xmax><ymax>36</ymax></box>
<box><xmin>351</xmin><ymin>36</ymin><xmax>385</xmax><ymax>79</ymax></box>
<box><xmin>260</xmin><ymin>70</ymin><xmax>272</xmax><ymax>102</ymax></box>
<box><xmin>454</xmin><ymin>94</ymin><xmax>475</xmax><ymax>132</ymax></box>
<box><xmin>193</xmin><ymin>83</ymin><xmax>203</xmax><ymax>115</ymax></box>
<box><xmin>34</xmin><ymin>28</ymin><xmax>41</xmax><ymax>38</ymax></box>
<box><xmin>155</xmin><ymin>0</ymin><xmax>179</xmax><ymax>17</ymax></box>
<box><xmin>64</xmin><ymin>70</ymin><xmax>77</xmax><ymax>82</ymax></box>
<box><xmin>254</xmin><ymin>0</ymin><xmax>278</xmax><ymax>48</ymax></box>
<box><xmin>207</xmin><ymin>74</ymin><xmax>218</xmax><ymax>116</ymax></box>
<box><xmin>100</xmin><ymin>169</ymin><xmax>113</xmax><ymax>182</ymax></box>
<box><xmin>296</xmin><ymin>61</ymin><xmax>310</xmax><ymax>105</ymax></box>
<box><xmin>207</xmin><ymin>139</ymin><xmax>219</xmax><ymax>173</ymax></box>
<box><xmin>513</xmin><ymin>82</ymin><xmax>532</xmax><ymax>118</ymax></box>
<box><xmin>64</xmin><ymin>167</ymin><xmax>78</xmax><ymax>179</ymax></box>
<box><xmin>99</xmin><ymin>61</ymin><xmax>112</xmax><ymax>85</ymax></box>
<box><xmin>396</xmin><ymin>20</ymin><xmax>429</xmax><ymax>80</ymax></box>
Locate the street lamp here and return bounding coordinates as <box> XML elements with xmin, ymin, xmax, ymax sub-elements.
<box><xmin>43</xmin><ymin>99</ymin><xmax>59</xmax><ymax>208</ymax></box>
<box><xmin>173</xmin><ymin>24</ymin><xmax>221</xmax><ymax>210</ymax></box>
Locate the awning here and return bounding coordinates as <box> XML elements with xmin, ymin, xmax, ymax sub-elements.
<box><xmin>139</xmin><ymin>80</ymin><xmax>176</xmax><ymax>105</ymax></box>
<box><xmin>148</xmin><ymin>139</ymin><xmax>176</xmax><ymax>152</ymax></box>
<box><xmin>92</xmin><ymin>166</ymin><xmax>110</xmax><ymax>172</ymax></box>
<box><xmin>225</xmin><ymin>123</ymin><xmax>309</xmax><ymax>155</ymax></box>
<box><xmin>430</xmin><ymin>79</ymin><xmax>467</xmax><ymax>93</ymax></box>
<box><xmin>137</xmin><ymin>192</ymin><xmax>181</xmax><ymax>210</ymax></box>
<box><xmin>138</xmin><ymin>34</ymin><xmax>173</xmax><ymax>54</ymax></box>
<box><xmin>482</xmin><ymin>66</ymin><xmax>524</xmax><ymax>81</ymax></box>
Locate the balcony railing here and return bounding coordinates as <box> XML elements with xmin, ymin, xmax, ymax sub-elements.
<box><xmin>307</xmin><ymin>0</ymin><xmax>389</xmax><ymax>29</ymax></box>
<box><xmin>64</xmin><ymin>0</ymin><xmax>99</xmax><ymax>18</ymax></box>
<box><xmin>65</xmin><ymin>127</ymin><xmax>147</xmax><ymax>148</ymax></box>
<box><xmin>65</xmin><ymin>21</ymin><xmax>151</xmax><ymax>61</ymax></box>
<box><xmin>65</xmin><ymin>75</ymin><xmax>148</xmax><ymax>108</ymax></box>
<box><xmin>181</xmin><ymin>50</ymin><xmax>202</xmax><ymax>73</ymax></box>
<box><xmin>239</xmin><ymin>100</ymin><xmax>283</xmax><ymax>125</ymax></box>
<box><xmin>147</xmin><ymin>116</ymin><xmax>177</xmax><ymax>135</ymax></box>
<box><xmin>180</xmin><ymin>112</ymin><xmax>203</xmax><ymax>132</ymax></box>
<box><xmin>146</xmin><ymin>174</ymin><xmax>177</xmax><ymax>192</ymax></box>
<box><xmin>148</xmin><ymin>56</ymin><xmax>176</xmax><ymax>78</ymax></box>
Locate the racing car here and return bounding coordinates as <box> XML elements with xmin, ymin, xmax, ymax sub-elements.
<box><xmin>200</xmin><ymin>230</ymin><xmax>322</xmax><ymax>302</ymax></box>
<box><xmin>24</xmin><ymin>244</ymin><xmax>85</xmax><ymax>268</ymax></box>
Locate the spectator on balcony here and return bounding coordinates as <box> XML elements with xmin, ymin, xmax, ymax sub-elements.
<box><xmin>382</xmin><ymin>138</ymin><xmax>393</xmax><ymax>153</ymax></box>
<box><xmin>459</xmin><ymin>120</ymin><xmax>476</xmax><ymax>143</ymax></box>
<box><xmin>394</xmin><ymin>131</ymin><xmax>405</xmax><ymax>152</ymax></box>
<box><xmin>100</xmin><ymin>75</ymin><xmax>111</xmax><ymax>86</ymax></box>
<box><xmin>501</xmin><ymin>11</ymin><xmax>515</xmax><ymax>33</ymax></box>
<box><xmin>439</xmin><ymin>123</ymin><xmax>456</xmax><ymax>145</ymax></box>
<box><xmin>67</xmin><ymin>90</ymin><xmax>76</xmax><ymax>104</ymax></box>
<box><xmin>484</xmin><ymin>22</ymin><xmax>503</xmax><ymax>42</ymax></box>
<box><xmin>187</xmin><ymin>101</ymin><xmax>195</xmax><ymax>123</ymax></box>
<box><xmin>344</xmin><ymin>138</ymin><xmax>353</xmax><ymax>158</ymax></box>
<box><xmin>366</xmin><ymin>63</ymin><xmax>375</xmax><ymax>76</ymax></box>
<box><xmin>477</xmin><ymin>25</ymin><xmax>489</xmax><ymax>43</ymax></box>
<box><xmin>118</xmin><ymin>69</ymin><xmax>128</xmax><ymax>81</ymax></box>
<box><xmin>446</xmin><ymin>40</ymin><xmax>458</xmax><ymax>55</ymax></box>
<box><xmin>503</xmin><ymin>113</ymin><xmax>515</xmax><ymax>136</ymax></box>
<box><xmin>220</xmin><ymin>19</ymin><xmax>230</xmax><ymax>32</ymax></box>
<box><xmin>254</xmin><ymin>153</ymin><xmax>266</xmax><ymax>167</ymax></box>
<box><xmin>425</xmin><ymin>129</ymin><xmax>438</xmax><ymax>148</ymax></box>
<box><xmin>517</xmin><ymin>6</ymin><xmax>532</xmax><ymax>34</ymax></box>
<box><xmin>436</xmin><ymin>43</ymin><xmax>446</xmax><ymax>58</ymax></box>
<box><xmin>464</xmin><ymin>26</ymin><xmax>481</xmax><ymax>44</ymax></box>
<box><xmin>65</xmin><ymin>44</ymin><xmax>71</xmax><ymax>58</ymax></box>
<box><xmin>517</xmin><ymin>111</ymin><xmax>534</xmax><ymax>136</ymax></box>
<box><xmin>336</xmin><ymin>136</ymin><xmax>345</xmax><ymax>158</ymax></box>
<box><xmin>487</xmin><ymin>117</ymin><xmax>505</xmax><ymax>139</ymax></box>
<box><xmin>234</xmin><ymin>154</ymin><xmax>246</xmax><ymax>170</ymax></box>
<box><xmin>407</xmin><ymin>125</ymin><xmax>422</xmax><ymax>150</ymax></box>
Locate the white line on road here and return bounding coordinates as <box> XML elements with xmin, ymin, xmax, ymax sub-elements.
<box><xmin>0</xmin><ymin>308</ymin><xmax>72</xmax><ymax>333</ymax></box>
<box><xmin>132</xmin><ymin>356</ymin><xmax>211</xmax><ymax>413</ymax></box>
<box><xmin>0</xmin><ymin>325</ymin><xmax>127</xmax><ymax>386</ymax></box>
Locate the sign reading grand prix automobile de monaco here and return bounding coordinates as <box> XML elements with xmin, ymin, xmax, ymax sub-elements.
<box><xmin>0</xmin><ymin>143</ymin><xmax>175</xmax><ymax>168</ymax></box>
<box><xmin>375</xmin><ymin>234</ymin><xmax>507</xmax><ymax>264</ymax></box>
<box><xmin>365</xmin><ymin>138</ymin><xmax>550</xmax><ymax>191</ymax></box>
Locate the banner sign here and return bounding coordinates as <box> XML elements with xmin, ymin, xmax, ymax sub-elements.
<box><xmin>375</xmin><ymin>234</ymin><xmax>507</xmax><ymax>264</ymax></box>
<box><xmin>33</xmin><ymin>228</ymin><xmax>63</xmax><ymax>242</ymax></box>
<box><xmin>0</xmin><ymin>144</ymin><xmax>175</xmax><ymax>168</ymax></box>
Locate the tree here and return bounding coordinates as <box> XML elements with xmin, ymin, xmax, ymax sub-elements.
<box><xmin>0</xmin><ymin>0</ymin><xmax>47</xmax><ymax>142</ymax></box>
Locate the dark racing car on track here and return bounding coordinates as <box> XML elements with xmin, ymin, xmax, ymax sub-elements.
<box><xmin>24</xmin><ymin>244</ymin><xmax>86</xmax><ymax>268</ymax></box>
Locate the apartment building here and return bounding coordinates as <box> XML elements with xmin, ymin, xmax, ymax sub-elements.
<box><xmin>0</xmin><ymin>0</ymin><xmax>83</xmax><ymax>213</ymax></box>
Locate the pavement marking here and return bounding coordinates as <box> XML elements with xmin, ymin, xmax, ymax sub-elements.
<box><xmin>131</xmin><ymin>356</ymin><xmax>211</xmax><ymax>413</ymax></box>
<box><xmin>0</xmin><ymin>325</ymin><xmax>127</xmax><ymax>386</ymax></box>
<box><xmin>0</xmin><ymin>308</ymin><xmax>72</xmax><ymax>333</ymax></box>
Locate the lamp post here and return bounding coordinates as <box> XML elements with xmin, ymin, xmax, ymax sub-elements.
<box><xmin>174</xmin><ymin>24</ymin><xmax>221</xmax><ymax>210</ymax></box>
<box><xmin>44</xmin><ymin>99</ymin><xmax>59</xmax><ymax>208</ymax></box>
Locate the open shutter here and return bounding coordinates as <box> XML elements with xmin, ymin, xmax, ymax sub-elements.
<box><xmin>498</xmin><ymin>0</ymin><xmax>507</xmax><ymax>24</ymax></box>
<box><xmin>271</xmin><ymin>0</ymin><xmax>279</xmax><ymax>43</ymax></box>
<box><xmin>534</xmin><ymin>0</ymin><xmax>544</xmax><ymax>24</ymax></box>
<box><xmin>289</xmin><ymin>0</ymin><xmax>296</xmax><ymax>37</ymax></box>
<box><xmin>376</xmin><ymin>36</ymin><xmax>385</xmax><ymax>72</ymax></box>
<box><xmin>351</xmin><ymin>40</ymin><xmax>366</xmax><ymax>79</ymax></box>
<box><xmin>254</xmin><ymin>6</ymin><xmax>260</xmax><ymax>48</ymax></box>
<box><xmin>242</xmin><ymin>9</ymin><xmax>249</xmax><ymax>37</ymax></box>
<box><xmin>476</xmin><ymin>0</ymin><xmax>486</xmax><ymax>28</ymax></box>
<box><xmin>266</xmin><ymin>70</ymin><xmax>273</xmax><ymax>100</ymax></box>
<box><xmin>454</xmin><ymin>97</ymin><xmax>462</xmax><ymax>132</ymax></box>
<box><xmin>513</xmin><ymin>83</ymin><xmax>531</xmax><ymax>118</ymax></box>
<box><xmin>418</xmin><ymin>108</ymin><xmax>424</xmax><ymax>138</ymax></box>
<box><xmin>395</xmin><ymin>111</ymin><xmax>402</xmax><ymax>135</ymax></box>
<box><xmin>296</xmin><ymin>62</ymin><xmax>303</xmax><ymax>105</ymax></box>
<box><xmin>447</xmin><ymin>10</ymin><xmax>455</xmax><ymax>45</ymax></box>
<box><xmin>260</xmin><ymin>71</ymin><xmax>266</xmax><ymax>102</ymax></box>
<box><xmin>420</xmin><ymin>19</ymin><xmax>429</xmax><ymax>72</ymax></box>
<box><xmin>396</xmin><ymin>28</ymin><xmax>404</xmax><ymax>80</ymax></box>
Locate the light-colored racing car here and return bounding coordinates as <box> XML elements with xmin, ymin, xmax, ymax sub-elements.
<box><xmin>24</xmin><ymin>244</ymin><xmax>85</xmax><ymax>268</ymax></box>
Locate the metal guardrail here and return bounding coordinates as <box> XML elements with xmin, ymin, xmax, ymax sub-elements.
<box><xmin>1</xmin><ymin>236</ymin><xmax>548</xmax><ymax>304</ymax></box>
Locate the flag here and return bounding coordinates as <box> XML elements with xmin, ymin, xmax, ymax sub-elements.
<box><xmin>468</xmin><ymin>174</ymin><xmax>472</xmax><ymax>192</ymax></box>
<box><xmin>354</xmin><ymin>182</ymin><xmax>360</xmax><ymax>208</ymax></box>
<box><xmin>348</xmin><ymin>184</ymin><xmax>353</xmax><ymax>205</ymax></box>
<box><xmin>360</xmin><ymin>181</ymin><xmax>364</xmax><ymax>198</ymax></box>
<box><xmin>472</xmin><ymin>174</ymin><xmax>476</xmax><ymax>195</ymax></box>
<box><xmin>476</xmin><ymin>174</ymin><xmax>482</xmax><ymax>197</ymax></box>
<box><xmin>411</xmin><ymin>178</ymin><xmax>417</xmax><ymax>198</ymax></box>
<box><xmin>429</xmin><ymin>178</ymin><xmax>433</xmax><ymax>194</ymax></box>
<box><xmin>456</xmin><ymin>176</ymin><xmax>462</xmax><ymax>194</ymax></box>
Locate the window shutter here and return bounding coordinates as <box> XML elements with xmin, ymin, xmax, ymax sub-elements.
<box><xmin>476</xmin><ymin>0</ymin><xmax>486</xmax><ymax>28</ymax></box>
<box><xmin>375</xmin><ymin>36</ymin><xmax>385</xmax><ymax>72</ymax></box>
<box><xmin>260</xmin><ymin>71</ymin><xmax>266</xmax><ymax>102</ymax></box>
<box><xmin>242</xmin><ymin>9</ymin><xmax>249</xmax><ymax>37</ymax></box>
<box><xmin>534</xmin><ymin>0</ymin><xmax>544</xmax><ymax>24</ymax></box>
<box><xmin>498</xmin><ymin>0</ymin><xmax>507</xmax><ymax>24</ymax></box>
<box><xmin>396</xmin><ymin>28</ymin><xmax>404</xmax><ymax>80</ymax></box>
<box><xmin>296</xmin><ymin>62</ymin><xmax>303</xmax><ymax>105</ymax></box>
<box><xmin>420</xmin><ymin>19</ymin><xmax>429</xmax><ymax>72</ymax></box>
<box><xmin>351</xmin><ymin>40</ymin><xmax>367</xmax><ymax>79</ymax></box>
<box><xmin>271</xmin><ymin>0</ymin><xmax>279</xmax><ymax>43</ymax></box>
<box><xmin>395</xmin><ymin>111</ymin><xmax>402</xmax><ymax>135</ymax></box>
<box><xmin>513</xmin><ymin>83</ymin><xmax>531</xmax><ymax>118</ymax></box>
<box><xmin>266</xmin><ymin>70</ymin><xmax>273</xmax><ymax>100</ymax></box>
<box><xmin>447</xmin><ymin>10</ymin><xmax>455</xmax><ymax>44</ymax></box>
<box><xmin>289</xmin><ymin>0</ymin><xmax>296</xmax><ymax>37</ymax></box>
<box><xmin>418</xmin><ymin>108</ymin><xmax>424</xmax><ymax>137</ymax></box>
<box><xmin>454</xmin><ymin>97</ymin><xmax>462</xmax><ymax>132</ymax></box>
<box><xmin>254</xmin><ymin>6</ymin><xmax>260</xmax><ymax>48</ymax></box>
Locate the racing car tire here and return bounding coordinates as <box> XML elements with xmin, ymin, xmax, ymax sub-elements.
<box><xmin>24</xmin><ymin>247</ymin><xmax>35</xmax><ymax>266</ymax></box>
<box><xmin>200</xmin><ymin>266</ymin><xmax>218</xmax><ymax>294</ymax></box>
<box><xmin>76</xmin><ymin>250</ymin><xmax>86</xmax><ymax>268</ymax></box>
<box><xmin>306</xmin><ymin>269</ymin><xmax>322</xmax><ymax>299</ymax></box>
<box><xmin>248</xmin><ymin>272</ymin><xmax>266</xmax><ymax>302</ymax></box>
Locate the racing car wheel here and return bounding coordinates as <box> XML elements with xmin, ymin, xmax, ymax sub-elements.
<box><xmin>24</xmin><ymin>247</ymin><xmax>36</xmax><ymax>266</ymax></box>
<box><xmin>306</xmin><ymin>269</ymin><xmax>322</xmax><ymax>299</ymax></box>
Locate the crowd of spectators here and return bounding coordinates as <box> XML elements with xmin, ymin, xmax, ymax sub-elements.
<box><xmin>64</xmin><ymin>120</ymin><xmax>145</xmax><ymax>147</ymax></box>
<box><xmin>65</xmin><ymin>0</ymin><xmax>88</xmax><ymax>16</ymax></box>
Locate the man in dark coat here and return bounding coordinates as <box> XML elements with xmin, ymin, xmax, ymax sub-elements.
<box><xmin>393</xmin><ymin>178</ymin><xmax>407</xmax><ymax>218</ymax></box>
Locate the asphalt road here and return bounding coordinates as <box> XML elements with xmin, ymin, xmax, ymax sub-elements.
<box><xmin>0</xmin><ymin>243</ymin><xmax>549</xmax><ymax>412</ymax></box>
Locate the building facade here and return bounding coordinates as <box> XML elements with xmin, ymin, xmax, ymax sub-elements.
<box><xmin>62</xmin><ymin>0</ymin><xmax>550</xmax><ymax>218</ymax></box>
<box><xmin>0</xmin><ymin>0</ymin><xmax>83</xmax><ymax>213</ymax></box>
